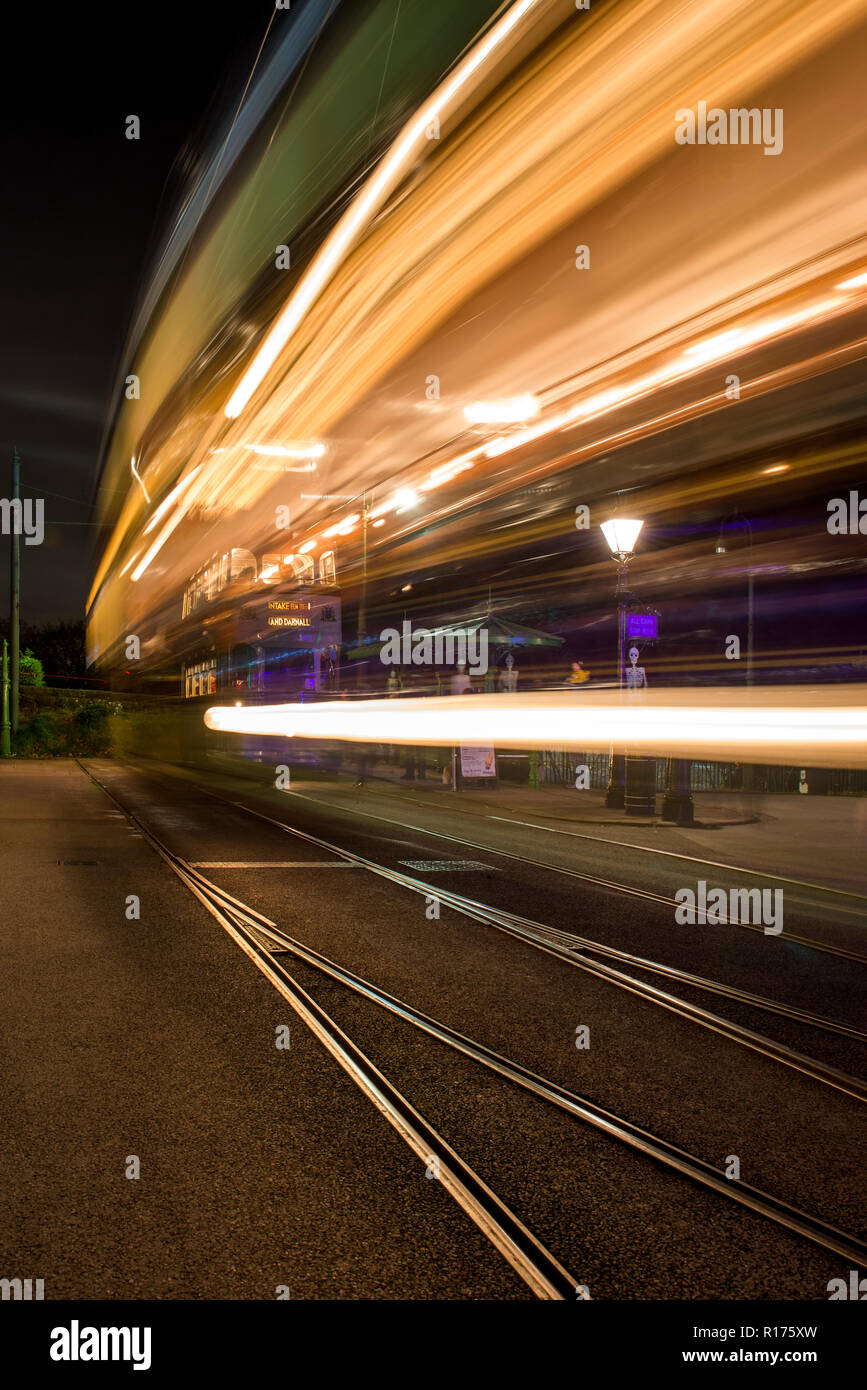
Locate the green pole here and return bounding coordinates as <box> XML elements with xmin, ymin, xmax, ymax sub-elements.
<box><xmin>1</xmin><ymin>638</ymin><xmax>10</xmax><ymax>757</ymax></box>
<box><xmin>10</xmin><ymin>446</ymin><xmax>20</xmax><ymax>734</ymax></box>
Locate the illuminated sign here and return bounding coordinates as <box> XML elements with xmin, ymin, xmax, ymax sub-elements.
<box><xmin>266</xmin><ymin>598</ymin><xmax>312</xmax><ymax>628</ymax></box>
<box><xmin>235</xmin><ymin>590</ymin><xmax>340</xmax><ymax>641</ymax></box>
<box><xmin>184</xmin><ymin>661</ymin><xmax>217</xmax><ymax>698</ymax></box>
<box><xmin>626</xmin><ymin>614</ymin><xmax>658</xmax><ymax>638</ymax></box>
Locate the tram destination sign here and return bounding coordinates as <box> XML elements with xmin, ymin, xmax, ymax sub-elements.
<box><xmin>236</xmin><ymin>592</ymin><xmax>341</xmax><ymax>644</ymax></box>
<box><xmin>267</xmin><ymin>598</ymin><xmax>311</xmax><ymax>629</ymax></box>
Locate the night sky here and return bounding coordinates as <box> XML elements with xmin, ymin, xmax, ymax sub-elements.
<box><xmin>0</xmin><ymin>1</ymin><xmax>273</xmax><ymax>624</ymax></box>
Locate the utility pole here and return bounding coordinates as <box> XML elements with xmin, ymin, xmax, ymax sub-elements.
<box><xmin>356</xmin><ymin>488</ymin><xmax>370</xmax><ymax>648</ymax></box>
<box><xmin>1</xmin><ymin>638</ymin><xmax>10</xmax><ymax>757</ymax></box>
<box><xmin>9</xmin><ymin>447</ymin><xmax>20</xmax><ymax>735</ymax></box>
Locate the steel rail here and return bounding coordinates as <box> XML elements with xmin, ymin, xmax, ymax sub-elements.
<box><xmin>286</xmin><ymin>787</ymin><xmax>867</xmax><ymax>964</ymax></box>
<box><xmin>220</xmin><ymin>797</ymin><xmax>867</xmax><ymax>1097</ymax></box>
<box><xmin>75</xmin><ymin>762</ymin><xmax>577</xmax><ymax>1299</ymax></box>
<box><xmin>78</xmin><ymin>761</ymin><xmax>867</xmax><ymax>1274</ymax></box>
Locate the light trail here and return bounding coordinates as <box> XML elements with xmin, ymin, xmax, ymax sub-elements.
<box><xmin>204</xmin><ymin>687</ymin><xmax>867</xmax><ymax>767</ymax></box>
<box><xmin>223</xmin><ymin>0</ymin><xmax>547</xmax><ymax>421</ymax></box>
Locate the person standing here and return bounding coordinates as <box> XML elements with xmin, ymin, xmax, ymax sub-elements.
<box><xmin>450</xmin><ymin>662</ymin><xmax>472</xmax><ymax>696</ymax></box>
<box><xmin>498</xmin><ymin>652</ymin><xmax>518</xmax><ymax>692</ymax></box>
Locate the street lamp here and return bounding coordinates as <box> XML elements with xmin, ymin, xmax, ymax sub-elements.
<box><xmin>600</xmin><ymin>518</ymin><xmax>644</xmax><ymax>566</ymax></box>
<box><xmin>601</xmin><ymin>517</ymin><xmax>643</xmax><ymax>808</ymax></box>
<box><xmin>601</xmin><ymin>518</ymin><xmax>643</xmax><ymax>689</ymax></box>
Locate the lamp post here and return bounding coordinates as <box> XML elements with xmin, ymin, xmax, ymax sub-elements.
<box><xmin>357</xmin><ymin>488</ymin><xmax>370</xmax><ymax>649</ymax></box>
<box><xmin>600</xmin><ymin>517</ymin><xmax>643</xmax><ymax>808</ymax></box>
<box><xmin>715</xmin><ymin>513</ymin><xmax>755</xmax><ymax>792</ymax></box>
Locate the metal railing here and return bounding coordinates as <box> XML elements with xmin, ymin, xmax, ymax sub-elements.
<box><xmin>537</xmin><ymin>751</ymin><xmax>867</xmax><ymax>795</ymax></box>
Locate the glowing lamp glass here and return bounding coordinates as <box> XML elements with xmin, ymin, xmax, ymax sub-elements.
<box><xmin>601</xmin><ymin>519</ymin><xmax>643</xmax><ymax>557</ymax></box>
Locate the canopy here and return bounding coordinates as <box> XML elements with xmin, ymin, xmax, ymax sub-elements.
<box><xmin>426</xmin><ymin>614</ymin><xmax>563</xmax><ymax>649</ymax></box>
<box><xmin>346</xmin><ymin>613</ymin><xmax>563</xmax><ymax>660</ymax></box>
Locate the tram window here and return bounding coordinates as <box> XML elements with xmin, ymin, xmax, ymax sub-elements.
<box><xmin>183</xmin><ymin>660</ymin><xmax>217</xmax><ymax>698</ymax></box>
<box><xmin>283</xmin><ymin>553</ymin><xmax>314</xmax><ymax>583</ymax></box>
<box><xmin>260</xmin><ymin>554</ymin><xmax>282</xmax><ymax>583</ymax></box>
<box><xmin>229</xmin><ymin>548</ymin><xmax>256</xmax><ymax>583</ymax></box>
<box><xmin>319</xmin><ymin>550</ymin><xmax>336</xmax><ymax>584</ymax></box>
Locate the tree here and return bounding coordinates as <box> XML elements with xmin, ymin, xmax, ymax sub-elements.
<box><xmin>19</xmin><ymin>621</ymin><xmax>87</xmax><ymax>680</ymax></box>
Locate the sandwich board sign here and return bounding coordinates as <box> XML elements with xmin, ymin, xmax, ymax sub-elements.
<box><xmin>460</xmin><ymin>746</ymin><xmax>497</xmax><ymax>778</ymax></box>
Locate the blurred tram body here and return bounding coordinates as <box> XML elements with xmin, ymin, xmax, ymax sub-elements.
<box><xmin>86</xmin><ymin>0</ymin><xmax>505</xmax><ymax>699</ymax></box>
<box><xmin>175</xmin><ymin>544</ymin><xmax>342</xmax><ymax>704</ymax></box>
<box><xmin>88</xmin><ymin>0</ymin><xmax>867</xmax><ymax>710</ymax></box>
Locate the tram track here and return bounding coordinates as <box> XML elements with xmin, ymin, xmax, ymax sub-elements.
<box><xmin>207</xmin><ymin>789</ymin><xmax>867</xmax><ymax>1095</ymax></box>
<box><xmin>94</xmin><ymin>758</ymin><xmax>867</xmax><ymax>1085</ymax></box>
<box><xmin>79</xmin><ymin>760</ymin><xmax>867</xmax><ymax>1280</ymax></box>
<box><xmin>76</xmin><ymin>761</ymin><xmax>576</xmax><ymax>1298</ymax></box>
<box><xmin>284</xmin><ymin>787</ymin><xmax>867</xmax><ymax>964</ymax></box>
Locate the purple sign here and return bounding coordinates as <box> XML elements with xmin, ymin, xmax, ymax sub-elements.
<box><xmin>626</xmin><ymin>614</ymin><xmax>658</xmax><ymax>639</ymax></box>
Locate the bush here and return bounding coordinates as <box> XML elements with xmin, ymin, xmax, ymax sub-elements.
<box><xmin>19</xmin><ymin>649</ymin><xmax>44</xmax><ymax>687</ymax></box>
<box><xmin>13</xmin><ymin>701</ymin><xmax>115</xmax><ymax>757</ymax></box>
<box><xmin>70</xmin><ymin>703</ymin><xmax>111</xmax><ymax>754</ymax></box>
<box><xmin>15</xmin><ymin>711</ymin><xmax>68</xmax><ymax>756</ymax></box>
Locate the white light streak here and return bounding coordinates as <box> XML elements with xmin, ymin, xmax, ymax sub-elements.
<box><xmin>204</xmin><ymin>690</ymin><xmax>867</xmax><ymax>767</ymax></box>
<box><xmin>242</xmin><ymin>441</ymin><xmax>326</xmax><ymax>458</ymax></box>
<box><xmin>143</xmin><ymin>466</ymin><xmax>202</xmax><ymax>535</ymax></box>
<box><xmin>464</xmin><ymin>394</ymin><xmax>540</xmax><ymax>425</ymax></box>
<box><xmin>130</xmin><ymin>456</ymin><xmax>150</xmax><ymax>505</ymax></box>
<box><xmin>836</xmin><ymin>270</ymin><xmax>867</xmax><ymax>289</ymax></box>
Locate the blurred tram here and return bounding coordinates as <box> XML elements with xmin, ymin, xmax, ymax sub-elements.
<box><xmin>86</xmin><ymin>0</ymin><xmax>506</xmax><ymax>699</ymax></box>
<box><xmin>173</xmin><ymin>545</ymin><xmax>342</xmax><ymax>702</ymax></box>
<box><xmin>89</xmin><ymin>0</ymin><xmax>867</xmax><ymax>714</ymax></box>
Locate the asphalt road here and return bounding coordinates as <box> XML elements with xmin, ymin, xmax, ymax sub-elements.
<box><xmin>1</xmin><ymin>757</ymin><xmax>864</xmax><ymax>1299</ymax></box>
